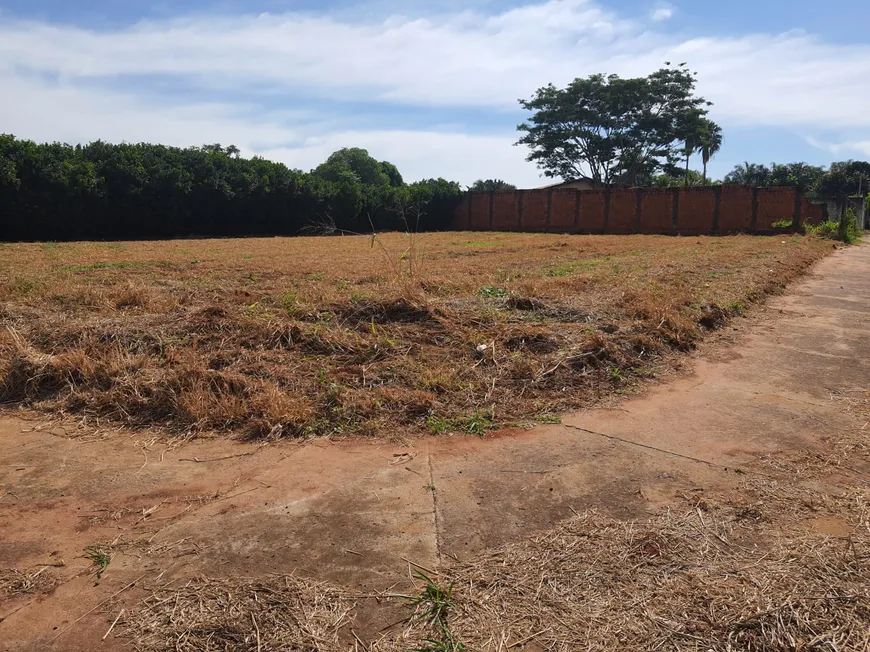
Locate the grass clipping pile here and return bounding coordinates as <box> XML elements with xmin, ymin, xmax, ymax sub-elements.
<box><xmin>0</xmin><ymin>233</ymin><xmax>832</xmax><ymax>438</ymax></box>
<box><xmin>117</xmin><ymin>505</ymin><xmax>869</xmax><ymax>651</ymax></box>
<box><xmin>119</xmin><ymin>574</ymin><xmax>354</xmax><ymax>652</ymax></box>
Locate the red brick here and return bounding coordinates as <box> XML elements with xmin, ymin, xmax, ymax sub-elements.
<box><xmin>608</xmin><ymin>189</ymin><xmax>637</xmax><ymax>234</ymax></box>
<box><xmin>469</xmin><ymin>192</ymin><xmax>491</xmax><ymax>230</ymax></box>
<box><xmin>549</xmin><ymin>190</ymin><xmax>577</xmax><ymax>231</ymax></box>
<box><xmin>756</xmin><ymin>187</ymin><xmax>795</xmax><ymax>231</ymax></box>
<box><xmin>452</xmin><ymin>194</ymin><xmax>471</xmax><ymax>230</ymax></box>
<box><xmin>719</xmin><ymin>186</ymin><xmax>754</xmax><ymax>233</ymax></box>
<box><xmin>491</xmin><ymin>191</ymin><xmax>519</xmax><ymax>230</ymax></box>
<box><xmin>522</xmin><ymin>190</ymin><xmax>548</xmax><ymax>230</ymax></box>
<box><xmin>640</xmin><ymin>189</ymin><xmax>673</xmax><ymax>234</ymax></box>
<box><xmin>578</xmin><ymin>191</ymin><xmax>606</xmax><ymax>233</ymax></box>
<box><xmin>677</xmin><ymin>188</ymin><xmax>716</xmax><ymax>235</ymax></box>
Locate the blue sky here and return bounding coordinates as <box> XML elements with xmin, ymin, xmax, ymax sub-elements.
<box><xmin>2</xmin><ymin>0</ymin><xmax>869</xmax><ymax>186</ymax></box>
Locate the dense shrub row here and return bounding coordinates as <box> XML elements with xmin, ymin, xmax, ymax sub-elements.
<box><xmin>0</xmin><ymin>136</ymin><xmax>463</xmax><ymax>241</ymax></box>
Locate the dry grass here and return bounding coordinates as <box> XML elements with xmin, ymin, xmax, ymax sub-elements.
<box><xmin>391</xmin><ymin>504</ymin><xmax>868</xmax><ymax>651</ymax></box>
<box><xmin>117</xmin><ymin>574</ymin><xmax>355</xmax><ymax>651</ymax></box>
<box><xmin>116</xmin><ymin>498</ymin><xmax>869</xmax><ymax>652</ymax></box>
<box><xmin>112</xmin><ymin>377</ymin><xmax>870</xmax><ymax>652</ymax></box>
<box><xmin>0</xmin><ymin>233</ymin><xmax>833</xmax><ymax>438</ymax></box>
<box><xmin>0</xmin><ymin>567</ymin><xmax>59</xmax><ymax>598</ymax></box>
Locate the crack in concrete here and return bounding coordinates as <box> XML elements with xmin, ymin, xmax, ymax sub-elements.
<box><xmin>560</xmin><ymin>423</ymin><xmax>776</xmax><ymax>479</ymax></box>
<box><xmin>426</xmin><ymin>445</ymin><xmax>443</xmax><ymax>567</ymax></box>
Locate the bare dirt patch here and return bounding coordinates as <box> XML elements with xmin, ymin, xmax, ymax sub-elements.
<box><xmin>0</xmin><ymin>233</ymin><xmax>832</xmax><ymax>439</ymax></box>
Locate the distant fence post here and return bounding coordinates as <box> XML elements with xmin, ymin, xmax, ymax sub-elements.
<box><xmin>545</xmin><ymin>190</ymin><xmax>553</xmax><ymax>231</ymax></box>
<box><xmin>604</xmin><ymin>189</ymin><xmax>611</xmax><ymax>234</ymax></box>
<box><xmin>793</xmin><ymin>189</ymin><xmax>803</xmax><ymax>233</ymax></box>
<box><xmin>488</xmin><ymin>191</ymin><xmax>494</xmax><ymax>230</ymax></box>
<box><xmin>635</xmin><ymin>188</ymin><xmax>643</xmax><ymax>232</ymax></box>
<box><xmin>517</xmin><ymin>190</ymin><xmax>525</xmax><ymax>230</ymax></box>
<box><xmin>466</xmin><ymin>191</ymin><xmax>473</xmax><ymax>229</ymax></box>
<box><xmin>671</xmin><ymin>188</ymin><xmax>680</xmax><ymax>235</ymax></box>
<box><xmin>713</xmin><ymin>186</ymin><xmax>722</xmax><ymax>235</ymax></box>
<box><xmin>573</xmin><ymin>191</ymin><xmax>581</xmax><ymax>232</ymax></box>
<box><xmin>750</xmin><ymin>186</ymin><xmax>759</xmax><ymax>233</ymax></box>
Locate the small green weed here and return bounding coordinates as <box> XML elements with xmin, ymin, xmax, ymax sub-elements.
<box><xmin>426</xmin><ymin>416</ymin><xmax>451</xmax><ymax>435</ymax></box>
<box><xmin>727</xmin><ymin>300</ymin><xmax>748</xmax><ymax>315</ymax></box>
<box><xmin>426</xmin><ymin>411</ymin><xmax>494</xmax><ymax>436</ymax></box>
<box><xmin>424</xmin><ymin>481</ymin><xmax>436</xmax><ymax>493</ymax></box>
<box><xmin>771</xmin><ymin>219</ymin><xmax>793</xmax><ymax>229</ymax></box>
<box><xmin>457</xmin><ymin>412</ymin><xmax>494</xmax><ymax>435</ymax></box>
<box><xmin>841</xmin><ymin>209</ymin><xmax>861</xmax><ymax>244</ymax></box>
<box><xmin>308</xmin><ymin>273</ymin><xmax>325</xmax><ymax>281</ymax></box>
<box><xmin>84</xmin><ymin>547</ymin><xmax>111</xmax><ymax>579</ymax></box>
<box><xmin>807</xmin><ymin>220</ymin><xmax>839</xmax><ymax>239</ymax></box>
<box><xmin>479</xmin><ymin>285</ymin><xmax>509</xmax><ymax>299</ymax></box>
<box><xmin>406</xmin><ymin>570</ymin><xmax>455</xmax><ymax>624</ymax></box>
<box><xmin>404</xmin><ymin>571</ymin><xmax>466</xmax><ymax>652</ymax></box>
<box><xmin>281</xmin><ymin>291</ymin><xmax>298</xmax><ymax>314</ymax></box>
<box><xmin>808</xmin><ymin>210</ymin><xmax>860</xmax><ymax>243</ymax></box>
<box><xmin>545</xmin><ymin>259</ymin><xmax>598</xmax><ymax>277</ymax></box>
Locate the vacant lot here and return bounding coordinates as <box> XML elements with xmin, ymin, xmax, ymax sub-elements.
<box><xmin>0</xmin><ymin>233</ymin><xmax>832</xmax><ymax>438</ymax></box>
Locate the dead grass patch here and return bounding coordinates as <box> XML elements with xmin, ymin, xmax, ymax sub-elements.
<box><xmin>111</xmin><ymin>382</ymin><xmax>870</xmax><ymax>651</ymax></box>
<box><xmin>116</xmin><ymin>574</ymin><xmax>354</xmax><ymax>652</ymax></box>
<box><xmin>0</xmin><ymin>567</ymin><xmax>59</xmax><ymax>598</ymax></box>
<box><xmin>386</xmin><ymin>505</ymin><xmax>869</xmax><ymax>652</ymax></box>
<box><xmin>0</xmin><ymin>233</ymin><xmax>833</xmax><ymax>438</ymax></box>
<box><xmin>115</xmin><ymin>497</ymin><xmax>869</xmax><ymax>652</ymax></box>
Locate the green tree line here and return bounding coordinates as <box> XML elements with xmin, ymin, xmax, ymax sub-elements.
<box><xmin>0</xmin><ymin>137</ymin><xmax>463</xmax><ymax>241</ymax></box>
<box><xmin>652</xmin><ymin>160</ymin><xmax>870</xmax><ymax>196</ymax></box>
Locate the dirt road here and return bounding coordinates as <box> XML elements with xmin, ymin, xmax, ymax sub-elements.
<box><xmin>1</xmin><ymin>243</ymin><xmax>868</xmax><ymax>650</ymax></box>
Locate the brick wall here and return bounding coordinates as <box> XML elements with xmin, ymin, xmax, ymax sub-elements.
<box><xmin>453</xmin><ymin>185</ymin><xmax>810</xmax><ymax>236</ymax></box>
<box><xmin>578</xmin><ymin>191</ymin><xmax>606</xmax><ymax>233</ymax></box>
<box><xmin>756</xmin><ymin>187</ymin><xmax>797</xmax><ymax>232</ymax></box>
<box><xmin>549</xmin><ymin>190</ymin><xmax>577</xmax><ymax>231</ymax></box>
<box><xmin>677</xmin><ymin>187</ymin><xmax>716</xmax><ymax>235</ymax></box>
<box><xmin>640</xmin><ymin>189</ymin><xmax>675</xmax><ymax>234</ymax></box>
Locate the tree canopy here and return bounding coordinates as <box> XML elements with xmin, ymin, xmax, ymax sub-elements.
<box><xmin>0</xmin><ymin>135</ymin><xmax>461</xmax><ymax>241</ymax></box>
<box><xmin>724</xmin><ymin>162</ymin><xmax>827</xmax><ymax>192</ymax></box>
<box><xmin>470</xmin><ymin>179</ymin><xmax>516</xmax><ymax>192</ymax></box>
<box><xmin>816</xmin><ymin>161</ymin><xmax>870</xmax><ymax>197</ymax></box>
<box><xmin>517</xmin><ymin>64</ymin><xmax>717</xmax><ymax>187</ymax></box>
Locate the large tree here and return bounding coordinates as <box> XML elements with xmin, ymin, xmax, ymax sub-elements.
<box><xmin>723</xmin><ymin>162</ymin><xmax>771</xmax><ymax>186</ymax></box>
<box><xmin>516</xmin><ymin>64</ymin><xmax>716</xmax><ymax>187</ymax></box>
<box><xmin>313</xmin><ymin>147</ymin><xmax>397</xmax><ymax>187</ymax></box>
<box><xmin>817</xmin><ymin>161</ymin><xmax>870</xmax><ymax>197</ymax></box>
<box><xmin>698</xmin><ymin>120</ymin><xmax>723</xmax><ymax>183</ymax></box>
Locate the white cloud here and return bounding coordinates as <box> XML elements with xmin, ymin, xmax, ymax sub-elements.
<box><xmin>0</xmin><ymin>69</ymin><xmax>546</xmax><ymax>185</ymax></box>
<box><xmin>260</xmin><ymin>130</ymin><xmax>543</xmax><ymax>187</ymax></box>
<box><xmin>1</xmin><ymin>0</ymin><xmax>870</xmax><ymax>184</ymax></box>
<box><xmin>652</xmin><ymin>7</ymin><xmax>674</xmax><ymax>22</ymax></box>
<box><xmin>805</xmin><ymin>137</ymin><xmax>870</xmax><ymax>158</ymax></box>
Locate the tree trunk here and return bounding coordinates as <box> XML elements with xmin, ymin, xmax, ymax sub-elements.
<box><xmin>702</xmin><ymin>158</ymin><xmax>708</xmax><ymax>184</ymax></box>
<box><xmin>685</xmin><ymin>154</ymin><xmax>691</xmax><ymax>187</ymax></box>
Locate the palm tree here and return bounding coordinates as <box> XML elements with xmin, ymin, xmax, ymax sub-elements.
<box><xmin>698</xmin><ymin>121</ymin><xmax>723</xmax><ymax>184</ymax></box>
<box><xmin>683</xmin><ymin>133</ymin><xmax>702</xmax><ymax>187</ymax></box>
